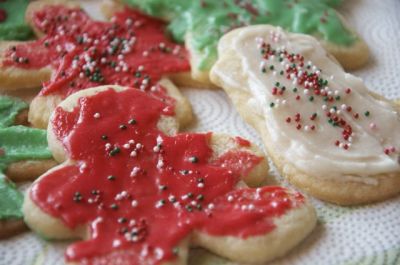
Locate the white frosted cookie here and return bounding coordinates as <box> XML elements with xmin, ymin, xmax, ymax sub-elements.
<box><xmin>210</xmin><ymin>25</ymin><xmax>400</xmax><ymax>205</ymax></box>
<box><xmin>23</xmin><ymin>85</ymin><xmax>315</xmax><ymax>265</ymax></box>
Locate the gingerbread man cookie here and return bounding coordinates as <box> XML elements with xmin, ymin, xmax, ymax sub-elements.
<box><xmin>24</xmin><ymin>85</ymin><xmax>316</xmax><ymax>264</ymax></box>
<box><xmin>121</xmin><ymin>0</ymin><xmax>369</xmax><ymax>85</ymax></box>
<box><xmin>0</xmin><ymin>0</ymin><xmax>196</xmax><ymax>129</ymax></box>
<box><xmin>211</xmin><ymin>25</ymin><xmax>400</xmax><ymax>205</ymax></box>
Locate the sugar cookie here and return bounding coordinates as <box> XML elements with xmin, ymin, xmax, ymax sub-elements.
<box><xmin>210</xmin><ymin>25</ymin><xmax>400</xmax><ymax>205</ymax></box>
<box><xmin>24</xmin><ymin>85</ymin><xmax>315</xmax><ymax>264</ymax></box>
<box><xmin>122</xmin><ymin>0</ymin><xmax>369</xmax><ymax>85</ymax></box>
<box><xmin>0</xmin><ymin>0</ymin><xmax>196</xmax><ymax>128</ymax></box>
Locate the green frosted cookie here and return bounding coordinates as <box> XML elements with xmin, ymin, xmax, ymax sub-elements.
<box><xmin>0</xmin><ymin>0</ymin><xmax>33</xmax><ymax>40</ymax></box>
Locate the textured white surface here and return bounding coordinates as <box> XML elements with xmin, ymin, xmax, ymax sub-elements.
<box><xmin>1</xmin><ymin>0</ymin><xmax>400</xmax><ymax>264</ymax></box>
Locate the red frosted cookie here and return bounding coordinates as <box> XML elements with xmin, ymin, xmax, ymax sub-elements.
<box><xmin>23</xmin><ymin>85</ymin><xmax>316</xmax><ymax>264</ymax></box>
<box><xmin>0</xmin><ymin>0</ymin><xmax>200</xmax><ymax>129</ymax></box>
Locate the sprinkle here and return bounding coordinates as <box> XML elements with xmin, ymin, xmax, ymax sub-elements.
<box><xmin>109</xmin><ymin>147</ymin><xmax>121</xmax><ymax>156</ymax></box>
<box><xmin>131</xmin><ymin>200</ymin><xmax>138</xmax><ymax>207</ymax></box>
<box><xmin>189</xmin><ymin>156</ymin><xmax>199</xmax><ymax>163</ymax></box>
<box><xmin>130</xmin><ymin>167</ymin><xmax>140</xmax><ymax>177</ymax></box>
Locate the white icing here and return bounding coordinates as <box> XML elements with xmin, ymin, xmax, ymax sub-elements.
<box><xmin>212</xmin><ymin>25</ymin><xmax>400</xmax><ymax>183</ymax></box>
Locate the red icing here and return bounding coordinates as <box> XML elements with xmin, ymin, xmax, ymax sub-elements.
<box><xmin>30</xmin><ymin>88</ymin><xmax>304</xmax><ymax>264</ymax></box>
<box><xmin>3</xmin><ymin>5</ymin><xmax>190</xmax><ymax>98</ymax></box>
<box><xmin>235</xmin><ymin>136</ymin><xmax>252</xmax><ymax>147</ymax></box>
<box><xmin>0</xmin><ymin>8</ymin><xmax>6</xmax><ymax>23</ymax></box>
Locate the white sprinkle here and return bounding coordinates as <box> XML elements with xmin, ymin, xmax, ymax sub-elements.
<box><xmin>227</xmin><ymin>195</ymin><xmax>234</xmax><ymax>202</ymax></box>
<box><xmin>322</xmin><ymin>105</ymin><xmax>328</xmax><ymax>110</ymax></box>
<box><xmin>143</xmin><ymin>51</ymin><xmax>149</xmax><ymax>57</ymax></box>
<box><xmin>341</xmin><ymin>104</ymin><xmax>347</xmax><ymax>110</ymax></box>
<box><xmin>130</xmin><ymin>167</ymin><xmax>140</xmax><ymax>177</ymax></box>
<box><xmin>136</xmin><ymin>143</ymin><xmax>142</xmax><ymax>149</ymax></box>
<box><xmin>271</xmin><ymin>201</ymin><xmax>278</xmax><ymax>207</ymax></box>
<box><xmin>153</xmin><ymin>145</ymin><xmax>160</xmax><ymax>152</ymax></box>
<box><xmin>157</xmin><ymin>159</ymin><xmax>164</xmax><ymax>169</ymax></box>
<box><xmin>155</xmin><ymin>200</ymin><xmax>164</xmax><ymax>208</ymax></box>
<box><xmin>125</xmin><ymin>18</ymin><xmax>133</xmax><ymax>26</ymax></box>
<box><xmin>197</xmin><ymin>183</ymin><xmax>204</xmax><ymax>188</ymax></box>
<box><xmin>248</xmin><ymin>204</ymin><xmax>255</xmax><ymax>210</ymax></box>
<box><xmin>130</xmin><ymin>150</ymin><xmax>137</xmax><ymax>157</ymax></box>
<box><xmin>93</xmin><ymin>112</ymin><xmax>101</xmax><ymax>119</ymax></box>
<box><xmin>56</xmin><ymin>45</ymin><xmax>62</xmax><ymax>52</ymax></box>
<box><xmin>129</xmin><ymin>140</ymin><xmax>135</xmax><ymax>145</ymax></box>
<box><xmin>304</xmin><ymin>125</ymin><xmax>310</xmax><ymax>132</ymax></box>
<box><xmin>208</xmin><ymin>203</ymin><xmax>215</xmax><ymax>210</ymax></box>
<box><xmin>241</xmin><ymin>205</ymin><xmax>247</xmax><ymax>211</ymax></box>
<box><xmin>131</xmin><ymin>200</ymin><xmax>138</xmax><ymax>207</ymax></box>
<box><xmin>123</xmin><ymin>144</ymin><xmax>131</xmax><ymax>149</ymax></box>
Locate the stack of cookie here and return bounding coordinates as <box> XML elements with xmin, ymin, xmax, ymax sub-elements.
<box><xmin>0</xmin><ymin>1</ymin><xmax>398</xmax><ymax>264</ymax></box>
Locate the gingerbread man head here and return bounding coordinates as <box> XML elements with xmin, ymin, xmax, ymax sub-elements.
<box><xmin>23</xmin><ymin>85</ymin><xmax>315</xmax><ymax>265</ymax></box>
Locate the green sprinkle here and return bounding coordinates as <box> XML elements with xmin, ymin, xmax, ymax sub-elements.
<box><xmin>364</xmin><ymin>111</ymin><xmax>370</xmax><ymax>117</ymax></box>
<box><xmin>109</xmin><ymin>147</ymin><xmax>121</xmax><ymax>156</ymax></box>
<box><xmin>309</xmin><ymin>96</ymin><xmax>314</xmax><ymax>102</ymax></box>
<box><xmin>189</xmin><ymin>156</ymin><xmax>199</xmax><ymax>163</ymax></box>
<box><xmin>270</xmin><ymin>102</ymin><xmax>275</xmax><ymax>108</ymax></box>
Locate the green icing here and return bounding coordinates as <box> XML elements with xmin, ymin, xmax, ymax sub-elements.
<box><xmin>0</xmin><ymin>0</ymin><xmax>33</xmax><ymax>41</ymax></box>
<box><xmin>0</xmin><ymin>96</ymin><xmax>53</xmax><ymax>220</ymax></box>
<box><xmin>0</xmin><ymin>174</ymin><xmax>23</xmax><ymax>219</ymax></box>
<box><xmin>123</xmin><ymin>0</ymin><xmax>356</xmax><ymax>71</ymax></box>
<box><xmin>0</xmin><ymin>95</ymin><xmax>27</xmax><ymax>128</ymax></box>
<box><xmin>0</xmin><ymin>126</ymin><xmax>52</xmax><ymax>173</ymax></box>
